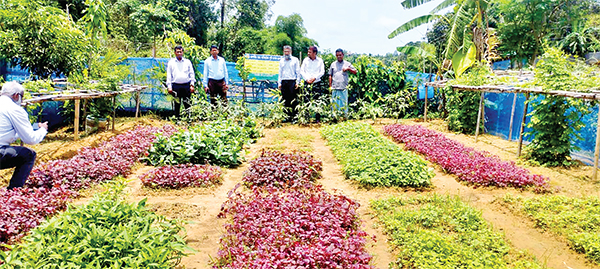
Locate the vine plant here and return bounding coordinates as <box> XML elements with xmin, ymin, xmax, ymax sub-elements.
<box><xmin>525</xmin><ymin>48</ymin><xmax>596</xmax><ymax>166</ymax></box>
<box><xmin>444</xmin><ymin>64</ymin><xmax>492</xmax><ymax>134</ymax></box>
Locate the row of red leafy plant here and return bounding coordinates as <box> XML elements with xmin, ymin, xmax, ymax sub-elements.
<box><xmin>140</xmin><ymin>164</ymin><xmax>223</xmax><ymax>189</ymax></box>
<box><xmin>0</xmin><ymin>125</ymin><xmax>177</xmax><ymax>246</ymax></box>
<box><xmin>27</xmin><ymin>125</ymin><xmax>178</xmax><ymax>190</ymax></box>
<box><xmin>213</xmin><ymin>150</ymin><xmax>374</xmax><ymax>268</ymax></box>
<box><xmin>242</xmin><ymin>150</ymin><xmax>323</xmax><ymax>189</ymax></box>
<box><xmin>383</xmin><ymin>124</ymin><xmax>549</xmax><ymax>189</ymax></box>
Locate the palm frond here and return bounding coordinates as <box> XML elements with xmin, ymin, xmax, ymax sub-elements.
<box><xmin>431</xmin><ymin>0</ymin><xmax>457</xmax><ymax>13</ymax></box>
<box><xmin>401</xmin><ymin>0</ymin><xmax>437</xmax><ymax>9</ymax></box>
<box><xmin>443</xmin><ymin>3</ymin><xmax>476</xmax><ymax>59</ymax></box>
<box><xmin>388</xmin><ymin>14</ymin><xmax>441</xmax><ymax>39</ymax></box>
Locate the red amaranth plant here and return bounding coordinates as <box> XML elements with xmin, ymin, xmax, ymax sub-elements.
<box><xmin>214</xmin><ymin>185</ymin><xmax>374</xmax><ymax>268</ymax></box>
<box><xmin>242</xmin><ymin>150</ymin><xmax>323</xmax><ymax>189</ymax></box>
<box><xmin>141</xmin><ymin>164</ymin><xmax>223</xmax><ymax>189</ymax></box>
<box><xmin>26</xmin><ymin>125</ymin><xmax>178</xmax><ymax>190</ymax></box>
<box><xmin>0</xmin><ymin>187</ymin><xmax>76</xmax><ymax>245</ymax></box>
<box><xmin>383</xmin><ymin>124</ymin><xmax>549</xmax><ymax>189</ymax></box>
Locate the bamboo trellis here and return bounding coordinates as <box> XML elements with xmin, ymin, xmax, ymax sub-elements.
<box><xmin>426</xmin><ymin>80</ymin><xmax>600</xmax><ymax>180</ymax></box>
<box><xmin>22</xmin><ymin>84</ymin><xmax>146</xmax><ymax>141</ymax></box>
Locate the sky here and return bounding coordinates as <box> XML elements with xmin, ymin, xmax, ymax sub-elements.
<box><xmin>267</xmin><ymin>0</ymin><xmax>448</xmax><ymax>56</ymax></box>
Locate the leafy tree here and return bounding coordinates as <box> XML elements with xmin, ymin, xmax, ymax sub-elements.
<box><xmin>0</xmin><ymin>0</ymin><xmax>89</xmax><ymax>77</ymax></box>
<box><xmin>130</xmin><ymin>2</ymin><xmax>175</xmax><ymax>57</ymax></box>
<box><xmin>272</xmin><ymin>14</ymin><xmax>315</xmax><ymax>58</ymax></box>
<box><xmin>426</xmin><ymin>17</ymin><xmax>450</xmax><ymax>60</ymax></box>
<box><xmin>165</xmin><ymin>0</ymin><xmax>215</xmax><ymax>46</ymax></box>
<box><xmin>235</xmin><ymin>0</ymin><xmax>271</xmax><ymax>29</ymax></box>
<box><xmin>495</xmin><ymin>0</ymin><xmax>594</xmax><ymax>65</ymax></box>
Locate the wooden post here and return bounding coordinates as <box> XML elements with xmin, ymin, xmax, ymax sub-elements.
<box><xmin>112</xmin><ymin>95</ymin><xmax>116</xmax><ymax>132</ymax></box>
<box><xmin>135</xmin><ymin>88</ymin><xmax>141</xmax><ymax>118</ymax></box>
<box><xmin>517</xmin><ymin>93</ymin><xmax>530</xmax><ymax>157</ymax></box>
<box><xmin>74</xmin><ymin>98</ymin><xmax>80</xmax><ymax>141</ymax></box>
<box><xmin>475</xmin><ymin>92</ymin><xmax>485</xmax><ymax>142</ymax></box>
<box><xmin>593</xmin><ymin>105</ymin><xmax>600</xmax><ymax>180</ymax></box>
<box><xmin>508</xmin><ymin>92</ymin><xmax>518</xmax><ymax>141</ymax></box>
<box><xmin>424</xmin><ymin>92</ymin><xmax>428</xmax><ymax>121</ymax></box>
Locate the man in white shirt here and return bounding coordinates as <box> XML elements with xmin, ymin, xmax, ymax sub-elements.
<box><xmin>300</xmin><ymin>45</ymin><xmax>324</xmax><ymax>90</ymax></box>
<box><xmin>203</xmin><ymin>45</ymin><xmax>229</xmax><ymax>105</ymax></box>
<box><xmin>278</xmin><ymin>45</ymin><xmax>301</xmax><ymax>122</ymax></box>
<box><xmin>300</xmin><ymin>45</ymin><xmax>325</xmax><ymax>121</ymax></box>
<box><xmin>166</xmin><ymin>45</ymin><xmax>196</xmax><ymax>118</ymax></box>
<box><xmin>0</xmin><ymin>81</ymin><xmax>48</xmax><ymax>189</ymax></box>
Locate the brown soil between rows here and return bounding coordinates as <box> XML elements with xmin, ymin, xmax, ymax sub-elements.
<box><xmin>10</xmin><ymin>116</ymin><xmax>600</xmax><ymax>268</ymax></box>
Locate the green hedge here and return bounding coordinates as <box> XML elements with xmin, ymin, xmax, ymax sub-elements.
<box><xmin>320</xmin><ymin>121</ymin><xmax>433</xmax><ymax>187</ymax></box>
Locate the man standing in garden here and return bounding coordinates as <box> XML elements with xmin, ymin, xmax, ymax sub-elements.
<box><xmin>329</xmin><ymin>48</ymin><xmax>357</xmax><ymax>119</ymax></box>
<box><xmin>0</xmin><ymin>81</ymin><xmax>48</xmax><ymax>189</ymax></box>
<box><xmin>278</xmin><ymin>45</ymin><xmax>301</xmax><ymax>122</ymax></box>
<box><xmin>300</xmin><ymin>45</ymin><xmax>325</xmax><ymax>121</ymax></box>
<box><xmin>166</xmin><ymin>45</ymin><xmax>196</xmax><ymax>118</ymax></box>
<box><xmin>300</xmin><ymin>45</ymin><xmax>325</xmax><ymax>97</ymax></box>
<box><xmin>203</xmin><ymin>45</ymin><xmax>229</xmax><ymax>105</ymax></box>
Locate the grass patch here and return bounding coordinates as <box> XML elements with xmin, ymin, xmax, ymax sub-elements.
<box><xmin>371</xmin><ymin>194</ymin><xmax>545</xmax><ymax>269</ymax></box>
<box><xmin>500</xmin><ymin>194</ymin><xmax>600</xmax><ymax>264</ymax></box>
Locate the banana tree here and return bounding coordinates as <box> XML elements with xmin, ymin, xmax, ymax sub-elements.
<box><xmin>397</xmin><ymin>43</ymin><xmax>441</xmax><ymax>78</ymax></box>
<box><xmin>389</xmin><ymin>0</ymin><xmax>493</xmax><ymax>76</ymax></box>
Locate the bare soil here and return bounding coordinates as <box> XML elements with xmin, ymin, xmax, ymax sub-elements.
<box><xmin>13</xmin><ymin>117</ymin><xmax>600</xmax><ymax>269</ymax></box>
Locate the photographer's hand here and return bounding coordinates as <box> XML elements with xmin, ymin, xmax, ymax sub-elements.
<box><xmin>38</xmin><ymin>122</ymin><xmax>48</xmax><ymax>130</ymax></box>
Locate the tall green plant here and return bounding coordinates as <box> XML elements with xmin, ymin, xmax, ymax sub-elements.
<box><xmin>444</xmin><ymin>64</ymin><xmax>492</xmax><ymax>134</ymax></box>
<box><xmin>525</xmin><ymin>48</ymin><xmax>592</xmax><ymax>166</ymax></box>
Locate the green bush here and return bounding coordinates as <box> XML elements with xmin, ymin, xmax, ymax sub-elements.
<box><xmin>371</xmin><ymin>194</ymin><xmax>544</xmax><ymax>269</ymax></box>
<box><xmin>525</xmin><ymin>48</ymin><xmax>594</xmax><ymax>166</ymax></box>
<box><xmin>320</xmin><ymin>121</ymin><xmax>433</xmax><ymax>187</ymax></box>
<box><xmin>0</xmin><ymin>183</ymin><xmax>192</xmax><ymax>268</ymax></box>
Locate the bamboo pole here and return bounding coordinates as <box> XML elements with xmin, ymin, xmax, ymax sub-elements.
<box><xmin>508</xmin><ymin>92</ymin><xmax>518</xmax><ymax>140</ymax></box>
<box><xmin>593</xmin><ymin>105</ymin><xmax>600</xmax><ymax>180</ymax></box>
<box><xmin>135</xmin><ymin>88</ymin><xmax>141</xmax><ymax>118</ymax></box>
<box><xmin>74</xmin><ymin>98</ymin><xmax>80</xmax><ymax>141</ymax></box>
<box><xmin>112</xmin><ymin>96</ymin><xmax>116</xmax><ymax>132</ymax></box>
<box><xmin>424</xmin><ymin>90</ymin><xmax>428</xmax><ymax>121</ymax></box>
<box><xmin>517</xmin><ymin>93</ymin><xmax>530</xmax><ymax>157</ymax></box>
<box><xmin>475</xmin><ymin>92</ymin><xmax>485</xmax><ymax>142</ymax></box>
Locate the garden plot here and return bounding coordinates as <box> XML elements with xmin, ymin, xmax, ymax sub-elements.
<box><xmin>2</xmin><ymin>118</ymin><xmax>600</xmax><ymax>269</ymax></box>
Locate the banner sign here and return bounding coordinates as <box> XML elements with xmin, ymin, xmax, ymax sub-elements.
<box><xmin>244</xmin><ymin>54</ymin><xmax>281</xmax><ymax>80</ymax></box>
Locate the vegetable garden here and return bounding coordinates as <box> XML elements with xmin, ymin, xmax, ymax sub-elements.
<box><xmin>0</xmin><ymin>114</ymin><xmax>599</xmax><ymax>268</ymax></box>
<box><xmin>2</xmin><ymin>0</ymin><xmax>600</xmax><ymax>266</ymax></box>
